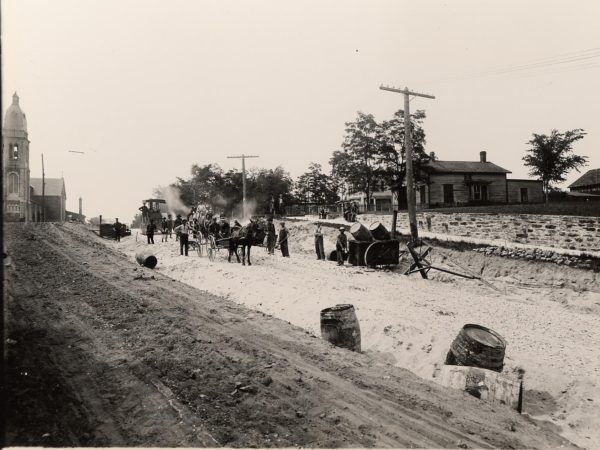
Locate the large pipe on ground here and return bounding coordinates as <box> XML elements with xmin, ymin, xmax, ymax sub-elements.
<box><xmin>135</xmin><ymin>250</ymin><xmax>158</xmax><ymax>269</ymax></box>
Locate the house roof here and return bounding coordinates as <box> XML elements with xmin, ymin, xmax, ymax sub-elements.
<box><xmin>31</xmin><ymin>178</ymin><xmax>66</xmax><ymax>197</ymax></box>
<box><xmin>423</xmin><ymin>160</ymin><xmax>511</xmax><ymax>174</ymax></box>
<box><xmin>568</xmin><ymin>169</ymin><xmax>600</xmax><ymax>189</ymax></box>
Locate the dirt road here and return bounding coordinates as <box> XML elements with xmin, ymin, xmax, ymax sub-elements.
<box><xmin>3</xmin><ymin>222</ymin><xmax>575</xmax><ymax>448</ymax></box>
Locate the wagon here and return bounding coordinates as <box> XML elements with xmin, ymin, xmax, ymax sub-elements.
<box><xmin>206</xmin><ymin>235</ymin><xmax>230</xmax><ymax>261</ymax></box>
<box><xmin>188</xmin><ymin>231</ymin><xmax>209</xmax><ymax>257</ymax></box>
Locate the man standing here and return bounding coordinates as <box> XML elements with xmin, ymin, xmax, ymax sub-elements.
<box><xmin>208</xmin><ymin>216</ymin><xmax>220</xmax><ymax>237</ymax></box>
<box><xmin>113</xmin><ymin>218</ymin><xmax>122</xmax><ymax>243</ymax></box>
<box><xmin>266</xmin><ymin>217</ymin><xmax>276</xmax><ymax>255</ymax></box>
<box><xmin>336</xmin><ymin>226</ymin><xmax>348</xmax><ymax>266</ymax></box>
<box><xmin>146</xmin><ymin>219</ymin><xmax>157</xmax><ymax>244</ymax></box>
<box><xmin>277</xmin><ymin>222</ymin><xmax>290</xmax><ymax>257</ymax></box>
<box><xmin>314</xmin><ymin>222</ymin><xmax>325</xmax><ymax>260</ymax></box>
<box><xmin>166</xmin><ymin>214</ymin><xmax>174</xmax><ymax>239</ymax></box>
<box><xmin>174</xmin><ymin>214</ymin><xmax>183</xmax><ymax>241</ymax></box>
<box><xmin>161</xmin><ymin>217</ymin><xmax>169</xmax><ymax>242</ymax></box>
<box><xmin>139</xmin><ymin>203</ymin><xmax>149</xmax><ymax>222</ymax></box>
<box><xmin>174</xmin><ymin>219</ymin><xmax>191</xmax><ymax>256</ymax></box>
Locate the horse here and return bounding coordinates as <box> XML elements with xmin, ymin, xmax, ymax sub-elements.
<box><xmin>228</xmin><ymin>219</ymin><xmax>266</xmax><ymax>266</ymax></box>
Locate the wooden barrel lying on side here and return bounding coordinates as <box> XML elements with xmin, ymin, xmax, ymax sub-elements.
<box><xmin>369</xmin><ymin>221</ymin><xmax>391</xmax><ymax>241</ymax></box>
<box><xmin>135</xmin><ymin>250</ymin><xmax>158</xmax><ymax>269</ymax></box>
<box><xmin>446</xmin><ymin>324</ymin><xmax>506</xmax><ymax>372</ymax></box>
<box><xmin>320</xmin><ymin>304</ymin><xmax>361</xmax><ymax>352</ymax></box>
<box><xmin>364</xmin><ymin>240</ymin><xmax>400</xmax><ymax>267</ymax></box>
<box><xmin>349</xmin><ymin>222</ymin><xmax>373</xmax><ymax>242</ymax></box>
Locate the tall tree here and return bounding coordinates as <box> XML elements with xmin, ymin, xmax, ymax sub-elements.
<box><xmin>375</xmin><ymin>109</ymin><xmax>429</xmax><ymax>201</ymax></box>
<box><xmin>295</xmin><ymin>163</ymin><xmax>339</xmax><ymax>204</ymax></box>
<box><xmin>330</xmin><ymin>112</ymin><xmax>380</xmax><ymax>207</ymax></box>
<box><xmin>523</xmin><ymin>129</ymin><xmax>588</xmax><ymax>202</ymax></box>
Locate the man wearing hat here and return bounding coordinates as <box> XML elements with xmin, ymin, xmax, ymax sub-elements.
<box><xmin>219</xmin><ymin>217</ymin><xmax>231</xmax><ymax>239</ymax></box>
<box><xmin>336</xmin><ymin>226</ymin><xmax>348</xmax><ymax>266</ymax></box>
<box><xmin>277</xmin><ymin>222</ymin><xmax>290</xmax><ymax>257</ymax></box>
<box><xmin>265</xmin><ymin>217</ymin><xmax>276</xmax><ymax>255</ymax></box>
<box><xmin>174</xmin><ymin>214</ymin><xmax>183</xmax><ymax>241</ymax></box>
<box><xmin>314</xmin><ymin>222</ymin><xmax>325</xmax><ymax>260</ymax></box>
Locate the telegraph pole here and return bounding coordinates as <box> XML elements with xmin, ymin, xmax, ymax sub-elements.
<box><xmin>379</xmin><ymin>85</ymin><xmax>435</xmax><ymax>242</ymax></box>
<box><xmin>41</xmin><ymin>153</ymin><xmax>46</xmax><ymax>222</ymax></box>
<box><xmin>227</xmin><ymin>154</ymin><xmax>259</xmax><ymax>218</ymax></box>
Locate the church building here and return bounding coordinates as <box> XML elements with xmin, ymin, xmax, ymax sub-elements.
<box><xmin>3</xmin><ymin>93</ymin><xmax>67</xmax><ymax>222</ymax></box>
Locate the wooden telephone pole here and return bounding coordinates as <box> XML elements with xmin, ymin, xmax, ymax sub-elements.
<box><xmin>227</xmin><ymin>154</ymin><xmax>259</xmax><ymax>218</ymax></box>
<box><xmin>379</xmin><ymin>85</ymin><xmax>435</xmax><ymax>242</ymax></box>
<box><xmin>41</xmin><ymin>153</ymin><xmax>46</xmax><ymax>222</ymax></box>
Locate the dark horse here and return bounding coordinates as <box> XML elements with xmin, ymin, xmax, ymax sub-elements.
<box><xmin>228</xmin><ymin>220</ymin><xmax>266</xmax><ymax>266</ymax></box>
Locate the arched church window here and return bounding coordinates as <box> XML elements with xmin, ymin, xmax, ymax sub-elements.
<box><xmin>8</xmin><ymin>172</ymin><xmax>19</xmax><ymax>194</ymax></box>
<box><xmin>13</xmin><ymin>144</ymin><xmax>19</xmax><ymax>160</ymax></box>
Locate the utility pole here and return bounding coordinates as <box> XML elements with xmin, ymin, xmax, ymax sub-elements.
<box><xmin>379</xmin><ymin>85</ymin><xmax>435</xmax><ymax>242</ymax></box>
<box><xmin>227</xmin><ymin>154</ymin><xmax>259</xmax><ymax>218</ymax></box>
<box><xmin>41</xmin><ymin>153</ymin><xmax>46</xmax><ymax>222</ymax></box>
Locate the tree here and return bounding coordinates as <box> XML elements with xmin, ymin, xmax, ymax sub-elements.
<box><xmin>523</xmin><ymin>129</ymin><xmax>588</xmax><ymax>202</ymax></box>
<box><xmin>375</xmin><ymin>109</ymin><xmax>429</xmax><ymax>202</ymax></box>
<box><xmin>295</xmin><ymin>163</ymin><xmax>340</xmax><ymax>204</ymax></box>
<box><xmin>330</xmin><ymin>112</ymin><xmax>380</xmax><ymax>207</ymax></box>
<box><xmin>248</xmin><ymin>166</ymin><xmax>295</xmax><ymax>213</ymax></box>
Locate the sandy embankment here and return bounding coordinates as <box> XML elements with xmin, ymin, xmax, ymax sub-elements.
<box><xmin>114</xmin><ymin>219</ymin><xmax>600</xmax><ymax>449</ymax></box>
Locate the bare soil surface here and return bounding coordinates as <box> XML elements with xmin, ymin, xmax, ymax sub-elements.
<box><xmin>3</xmin><ymin>222</ymin><xmax>577</xmax><ymax>448</ymax></box>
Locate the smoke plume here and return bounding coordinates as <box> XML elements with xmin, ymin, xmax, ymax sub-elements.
<box><xmin>154</xmin><ymin>185</ymin><xmax>189</xmax><ymax>216</ymax></box>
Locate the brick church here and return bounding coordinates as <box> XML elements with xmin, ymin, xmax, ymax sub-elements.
<box><xmin>3</xmin><ymin>93</ymin><xmax>67</xmax><ymax>222</ymax></box>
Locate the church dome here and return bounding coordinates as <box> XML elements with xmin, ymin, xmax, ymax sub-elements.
<box><xmin>3</xmin><ymin>92</ymin><xmax>27</xmax><ymax>132</ymax></box>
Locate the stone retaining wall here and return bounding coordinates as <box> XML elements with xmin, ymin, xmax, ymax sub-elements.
<box><xmin>397</xmin><ymin>213</ymin><xmax>600</xmax><ymax>253</ymax></box>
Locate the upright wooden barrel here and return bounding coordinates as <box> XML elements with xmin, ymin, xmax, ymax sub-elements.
<box><xmin>320</xmin><ymin>304</ymin><xmax>361</xmax><ymax>352</ymax></box>
<box><xmin>135</xmin><ymin>250</ymin><xmax>158</xmax><ymax>269</ymax></box>
<box><xmin>348</xmin><ymin>240</ymin><xmax>370</xmax><ymax>266</ymax></box>
<box><xmin>446</xmin><ymin>324</ymin><xmax>506</xmax><ymax>372</ymax></box>
<box><xmin>349</xmin><ymin>223</ymin><xmax>373</xmax><ymax>242</ymax></box>
<box><xmin>369</xmin><ymin>222</ymin><xmax>391</xmax><ymax>241</ymax></box>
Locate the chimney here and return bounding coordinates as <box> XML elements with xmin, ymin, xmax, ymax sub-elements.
<box><xmin>480</xmin><ymin>151</ymin><xmax>487</xmax><ymax>163</ymax></box>
<box><xmin>429</xmin><ymin>151</ymin><xmax>436</xmax><ymax>161</ymax></box>
<box><xmin>79</xmin><ymin>197</ymin><xmax>82</xmax><ymax>215</ymax></box>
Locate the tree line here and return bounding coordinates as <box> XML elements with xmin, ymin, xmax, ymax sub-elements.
<box><xmin>150</xmin><ymin>110</ymin><xmax>587</xmax><ymax>220</ymax></box>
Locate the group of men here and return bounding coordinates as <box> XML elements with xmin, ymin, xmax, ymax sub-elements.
<box><xmin>264</xmin><ymin>217</ymin><xmax>290</xmax><ymax>257</ymax></box>
<box><xmin>314</xmin><ymin>222</ymin><xmax>349</xmax><ymax>266</ymax></box>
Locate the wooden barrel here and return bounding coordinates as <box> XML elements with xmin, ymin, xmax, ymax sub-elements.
<box><xmin>135</xmin><ymin>250</ymin><xmax>158</xmax><ymax>269</ymax></box>
<box><xmin>349</xmin><ymin>222</ymin><xmax>373</xmax><ymax>242</ymax></box>
<box><xmin>320</xmin><ymin>304</ymin><xmax>361</xmax><ymax>352</ymax></box>
<box><xmin>328</xmin><ymin>250</ymin><xmax>348</xmax><ymax>262</ymax></box>
<box><xmin>369</xmin><ymin>221</ymin><xmax>391</xmax><ymax>241</ymax></box>
<box><xmin>364</xmin><ymin>240</ymin><xmax>400</xmax><ymax>267</ymax></box>
<box><xmin>348</xmin><ymin>240</ymin><xmax>370</xmax><ymax>266</ymax></box>
<box><xmin>446</xmin><ymin>324</ymin><xmax>506</xmax><ymax>372</ymax></box>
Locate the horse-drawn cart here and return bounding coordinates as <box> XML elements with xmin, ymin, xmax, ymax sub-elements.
<box><xmin>206</xmin><ymin>235</ymin><xmax>230</xmax><ymax>261</ymax></box>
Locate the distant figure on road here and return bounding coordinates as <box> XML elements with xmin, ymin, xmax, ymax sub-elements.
<box><xmin>277</xmin><ymin>222</ymin><xmax>290</xmax><ymax>257</ymax></box>
<box><xmin>146</xmin><ymin>220</ymin><xmax>157</xmax><ymax>244</ymax></box>
<box><xmin>166</xmin><ymin>214</ymin><xmax>174</xmax><ymax>239</ymax></box>
<box><xmin>113</xmin><ymin>218</ymin><xmax>122</xmax><ymax>243</ymax></box>
<box><xmin>314</xmin><ymin>222</ymin><xmax>325</xmax><ymax>260</ymax></box>
<box><xmin>174</xmin><ymin>219</ymin><xmax>191</xmax><ymax>256</ymax></box>
<box><xmin>266</xmin><ymin>217</ymin><xmax>276</xmax><ymax>255</ymax></box>
<box><xmin>336</xmin><ymin>226</ymin><xmax>348</xmax><ymax>266</ymax></box>
<box><xmin>161</xmin><ymin>217</ymin><xmax>169</xmax><ymax>242</ymax></box>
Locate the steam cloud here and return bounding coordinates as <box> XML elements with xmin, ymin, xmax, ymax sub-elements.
<box><xmin>154</xmin><ymin>185</ymin><xmax>189</xmax><ymax>216</ymax></box>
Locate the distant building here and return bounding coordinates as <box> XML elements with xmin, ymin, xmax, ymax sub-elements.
<box><xmin>343</xmin><ymin>151</ymin><xmax>544</xmax><ymax>210</ymax></box>
<box><xmin>568</xmin><ymin>169</ymin><xmax>600</xmax><ymax>198</ymax></box>
<box><xmin>3</xmin><ymin>93</ymin><xmax>68</xmax><ymax>222</ymax></box>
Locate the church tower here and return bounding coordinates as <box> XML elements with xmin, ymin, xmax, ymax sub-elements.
<box><xmin>3</xmin><ymin>92</ymin><xmax>31</xmax><ymax>221</ymax></box>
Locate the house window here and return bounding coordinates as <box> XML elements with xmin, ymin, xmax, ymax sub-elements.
<box><xmin>473</xmin><ymin>184</ymin><xmax>488</xmax><ymax>201</ymax></box>
<box><xmin>12</xmin><ymin>145</ymin><xmax>19</xmax><ymax>160</ymax></box>
<box><xmin>8</xmin><ymin>172</ymin><xmax>19</xmax><ymax>194</ymax></box>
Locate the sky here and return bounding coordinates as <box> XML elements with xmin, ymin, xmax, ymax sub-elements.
<box><xmin>2</xmin><ymin>0</ymin><xmax>599</xmax><ymax>222</ymax></box>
